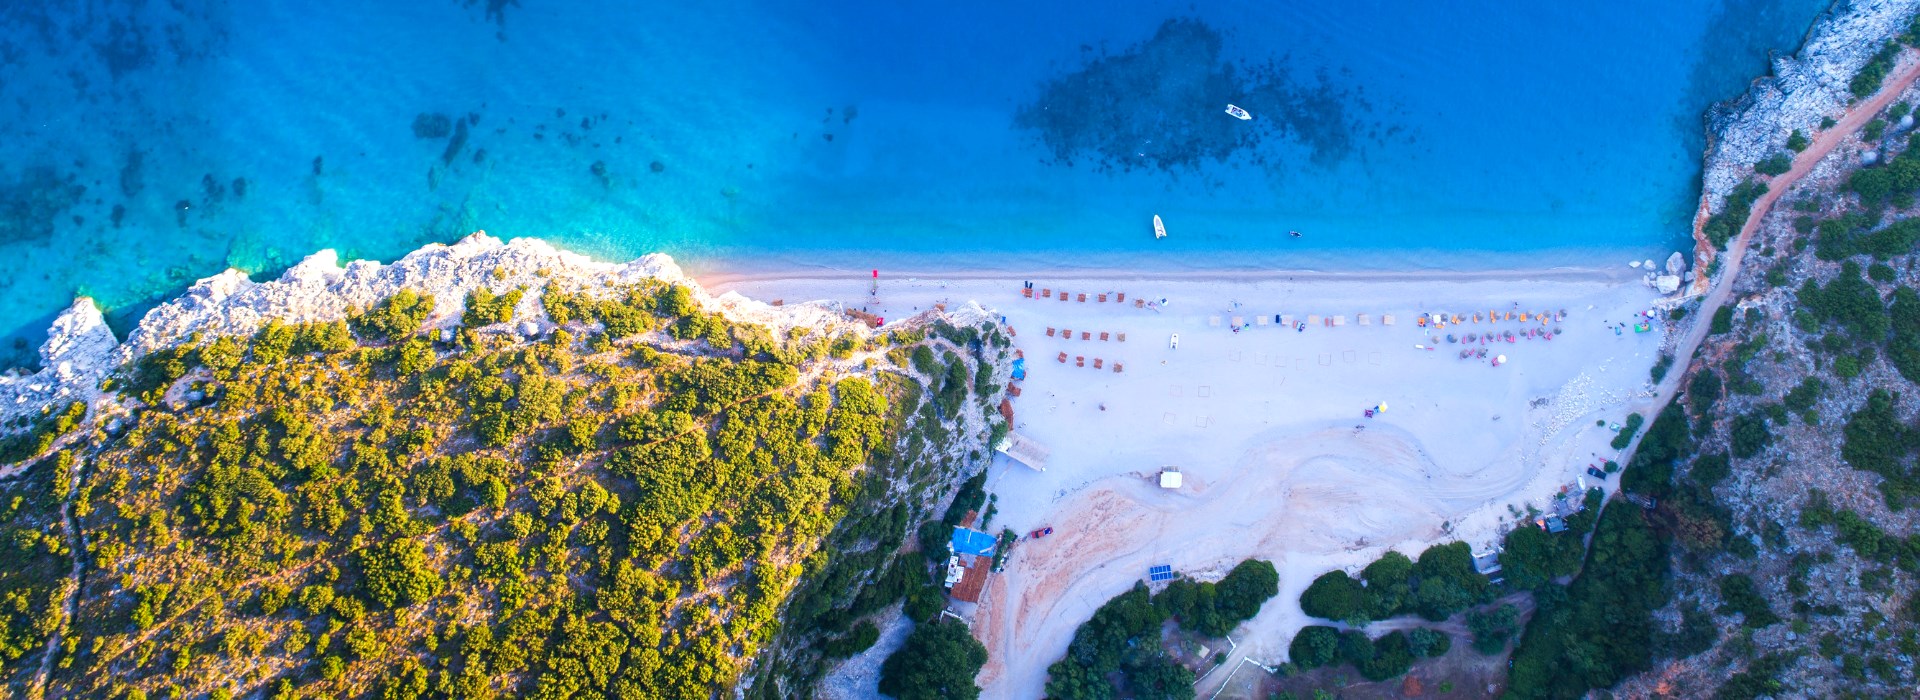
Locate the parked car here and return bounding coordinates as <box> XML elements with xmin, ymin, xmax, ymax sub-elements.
<box><xmin>1169</xmin><ymin>333</ymin><xmax>1180</xmax><ymax>349</ymax></box>
<box><xmin>1028</xmin><ymin>527</ymin><xmax>1054</xmax><ymax>539</ymax></box>
<box><xmin>1587</xmin><ymin>466</ymin><xmax>1608</xmax><ymax>480</ymax></box>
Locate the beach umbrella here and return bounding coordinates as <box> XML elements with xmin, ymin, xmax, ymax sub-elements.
<box><xmin>1496</xmin><ymin>354</ymin><xmax>1507</xmax><ymax>363</ymax></box>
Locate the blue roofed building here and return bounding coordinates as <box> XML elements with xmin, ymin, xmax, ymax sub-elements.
<box><xmin>950</xmin><ymin>527</ymin><xmax>997</xmax><ymax>558</ymax></box>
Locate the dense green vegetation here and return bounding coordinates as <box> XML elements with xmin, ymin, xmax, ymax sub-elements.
<box><xmin>1044</xmin><ymin>559</ymin><xmax>1279</xmax><ymax>700</ymax></box>
<box><xmin>877</xmin><ymin>620</ymin><xmax>988</xmax><ymax>700</ymax></box>
<box><xmin>0</xmin><ymin>281</ymin><xmax>1001</xmax><ymax>699</ymax></box>
<box><xmin>1298</xmin><ymin>542</ymin><xmax>1492</xmax><ymax>625</ymax></box>
<box><xmin>1842</xmin><ymin>389</ymin><xmax>1920</xmax><ymax>509</ymax></box>
<box><xmin>1506</xmin><ymin>504</ymin><xmax>1671</xmax><ymax>699</ymax></box>
<box><xmin>1704</xmin><ymin>179</ymin><xmax>1768</xmax><ymax>249</ymax></box>
<box><xmin>1851</xmin><ymin>41</ymin><xmax>1901</xmax><ymax>99</ymax></box>
<box><xmin>1285</xmin><ymin>624</ymin><xmax>1447</xmax><ymax>682</ymax></box>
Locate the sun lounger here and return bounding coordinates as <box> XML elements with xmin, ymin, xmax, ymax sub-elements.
<box><xmin>1081</xmin><ymin>332</ymin><xmax>1091</xmax><ymax>340</ymax></box>
<box><xmin>1332</xmin><ymin>315</ymin><xmax>1346</xmax><ymax>327</ymax></box>
<box><xmin>1009</xmin><ymin>385</ymin><xmax>1022</xmax><ymax>396</ymax></box>
<box><xmin>1075</xmin><ymin>356</ymin><xmax>1085</xmax><ymax>367</ymax></box>
<box><xmin>1307</xmin><ymin>314</ymin><xmax>1322</xmax><ymax>326</ymax></box>
<box><xmin>1098</xmin><ymin>293</ymin><xmax>1108</xmax><ymax>302</ymax></box>
<box><xmin>1382</xmin><ymin>314</ymin><xmax>1396</xmax><ymax>326</ymax></box>
<box><xmin>1093</xmin><ymin>358</ymin><xmax>1104</xmax><ymax>369</ymax></box>
<box><xmin>1231</xmin><ymin>316</ymin><xmax>1244</xmax><ymax>328</ymax></box>
<box><xmin>1114</xmin><ymin>363</ymin><xmax>1124</xmax><ymax>373</ymax></box>
<box><xmin>1117</xmin><ymin>332</ymin><xmax>1127</xmax><ymax>342</ymax></box>
<box><xmin>1358</xmin><ymin>314</ymin><xmax>1371</xmax><ymax>326</ymax></box>
<box><xmin>1117</xmin><ymin>293</ymin><xmax>1126</xmax><ymax>302</ymax></box>
<box><xmin>1256</xmin><ymin>315</ymin><xmax>1270</xmax><ymax>326</ymax></box>
<box><xmin>1047</xmin><ymin>327</ymin><xmax>1056</xmax><ymax>337</ymax></box>
<box><xmin>1077</xmin><ymin>293</ymin><xmax>1087</xmax><ymax>302</ymax></box>
<box><xmin>1060</xmin><ymin>293</ymin><xmax>1069</xmax><ymax>303</ymax></box>
<box><xmin>1281</xmin><ymin>315</ymin><xmax>1295</xmax><ymax>326</ymax></box>
<box><xmin>1209</xmin><ymin>316</ymin><xmax>1222</xmax><ymax>327</ymax></box>
<box><xmin>1022</xmin><ymin>287</ymin><xmax>1033</xmax><ymax>298</ymax></box>
<box><xmin>1135</xmin><ymin>299</ymin><xmax>1145</xmax><ymax>308</ymax></box>
<box><xmin>1057</xmin><ymin>352</ymin><xmax>1067</xmax><ymax>363</ymax></box>
<box><xmin>1099</xmin><ymin>332</ymin><xmax>1110</xmax><ymax>341</ymax></box>
<box><xmin>1042</xmin><ymin>288</ymin><xmax>1052</xmax><ymax>298</ymax></box>
<box><xmin>1061</xmin><ymin>328</ymin><xmax>1071</xmax><ymax>339</ymax></box>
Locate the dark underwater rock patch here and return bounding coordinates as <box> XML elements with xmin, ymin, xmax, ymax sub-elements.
<box><xmin>412</xmin><ymin>113</ymin><xmax>454</xmax><ymax>139</ymax></box>
<box><xmin>0</xmin><ymin>167</ymin><xmax>86</xmax><ymax>244</ymax></box>
<box><xmin>1017</xmin><ymin>18</ymin><xmax>1373</xmax><ymax>173</ymax></box>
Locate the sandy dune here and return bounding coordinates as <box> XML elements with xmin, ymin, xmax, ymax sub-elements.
<box><xmin>711</xmin><ymin>268</ymin><xmax>1664</xmax><ymax>697</ymax></box>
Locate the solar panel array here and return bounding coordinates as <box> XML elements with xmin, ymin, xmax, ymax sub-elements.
<box><xmin>1148</xmin><ymin>565</ymin><xmax>1174</xmax><ymax>582</ymax></box>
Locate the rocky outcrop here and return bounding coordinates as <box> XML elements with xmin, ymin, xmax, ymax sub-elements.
<box><xmin>0</xmin><ymin>298</ymin><xmax>118</xmax><ymax>420</ymax></box>
<box><xmin>0</xmin><ymin>232</ymin><xmax>871</xmax><ymax>427</ymax></box>
<box><xmin>1700</xmin><ymin>0</ymin><xmax>1920</xmax><ymax>207</ymax></box>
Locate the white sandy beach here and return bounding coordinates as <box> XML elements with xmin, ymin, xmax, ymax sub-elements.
<box><xmin>709</xmin><ymin>267</ymin><xmax>1667</xmax><ymax>697</ymax></box>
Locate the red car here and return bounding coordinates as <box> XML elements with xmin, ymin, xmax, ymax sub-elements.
<box><xmin>1028</xmin><ymin>527</ymin><xmax>1054</xmax><ymax>539</ymax></box>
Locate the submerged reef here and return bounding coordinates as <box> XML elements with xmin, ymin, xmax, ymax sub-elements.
<box><xmin>0</xmin><ymin>166</ymin><xmax>86</xmax><ymax>245</ymax></box>
<box><xmin>1016</xmin><ymin>18</ymin><xmax>1371</xmax><ymax>173</ymax></box>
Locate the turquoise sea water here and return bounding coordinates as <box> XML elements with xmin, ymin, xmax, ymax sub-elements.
<box><xmin>0</xmin><ymin>0</ymin><xmax>1831</xmax><ymax>365</ymax></box>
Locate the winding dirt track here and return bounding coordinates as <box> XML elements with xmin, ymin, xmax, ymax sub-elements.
<box><xmin>1653</xmin><ymin>53</ymin><xmax>1920</xmax><ymax>407</ymax></box>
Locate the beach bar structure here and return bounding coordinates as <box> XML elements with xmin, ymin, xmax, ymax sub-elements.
<box><xmin>996</xmin><ymin>432</ymin><xmax>1051</xmax><ymax>471</ymax></box>
<box><xmin>946</xmin><ymin>527</ymin><xmax>999</xmax><ymax>603</ymax></box>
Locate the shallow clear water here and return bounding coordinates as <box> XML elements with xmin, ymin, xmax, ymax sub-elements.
<box><xmin>0</xmin><ymin>0</ymin><xmax>1830</xmax><ymax>363</ymax></box>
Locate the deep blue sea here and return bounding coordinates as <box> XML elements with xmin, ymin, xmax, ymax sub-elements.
<box><xmin>0</xmin><ymin>0</ymin><xmax>1831</xmax><ymax>365</ymax></box>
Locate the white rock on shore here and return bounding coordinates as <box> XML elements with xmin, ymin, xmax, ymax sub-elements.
<box><xmin>0</xmin><ymin>232</ymin><xmax>868</xmax><ymax>428</ymax></box>
<box><xmin>1700</xmin><ymin>0</ymin><xmax>1920</xmax><ymax>209</ymax></box>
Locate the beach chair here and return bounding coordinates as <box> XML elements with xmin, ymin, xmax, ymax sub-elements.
<box><xmin>1113</xmin><ymin>363</ymin><xmax>1123</xmax><ymax>373</ymax></box>
<box><xmin>1009</xmin><ymin>385</ymin><xmax>1022</xmax><ymax>397</ymax></box>
<box><xmin>1093</xmin><ymin>358</ymin><xmax>1104</xmax><ymax>369</ymax></box>
<box><xmin>1078</xmin><ymin>293</ymin><xmax>1087</xmax><ymax>302</ymax></box>
<box><xmin>1358</xmin><ymin>314</ymin><xmax>1371</xmax><ymax>326</ymax></box>
<box><xmin>1117</xmin><ymin>332</ymin><xmax>1127</xmax><ymax>342</ymax></box>
<box><xmin>1208</xmin><ymin>316</ymin><xmax>1222</xmax><ymax>327</ymax></box>
<box><xmin>1075</xmin><ymin>356</ymin><xmax>1085</xmax><ymax>367</ymax></box>
<box><xmin>1281</xmin><ymin>315</ymin><xmax>1295</xmax><ymax>327</ymax></box>
<box><xmin>1057</xmin><ymin>352</ymin><xmax>1067</xmax><ymax>363</ymax></box>
<box><xmin>1099</xmin><ymin>332</ymin><xmax>1110</xmax><ymax>341</ymax></box>
<box><xmin>1042</xmin><ymin>288</ymin><xmax>1052</xmax><ymax>298</ymax></box>
<box><xmin>1061</xmin><ymin>328</ymin><xmax>1071</xmax><ymax>340</ymax></box>
<box><xmin>1231</xmin><ymin>316</ymin><xmax>1245</xmax><ymax>328</ymax></box>
<box><xmin>1081</xmin><ymin>331</ymin><xmax>1091</xmax><ymax>340</ymax></box>
<box><xmin>1097</xmin><ymin>293</ymin><xmax>1108</xmax><ymax>303</ymax></box>
<box><xmin>1046</xmin><ymin>327</ymin><xmax>1056</xmax><ymax>337</ymax></box>
<box><xmin>1135</xmin><ymin>299</ymin><xmax>1145</xmax><ymax>309</ymax></box>
<box><xmin>1383</xmin><ymin>314</ymin><xmax>1396</xmax><ymax>326</ymax></box>
<box><xmin>1022</xmin><ymin>287</ymin><xmax>1033</xmax><ymax>298</ymax></box>
<box><xmin>1256</xmin><ymin>315</ymin><xmax>1270</xmax><ymax>326</ymax></box>
<box><xmin>1332</xmin><ymin>315</ymin><xmax>1346</xmax><ymax>327</ymax></box>
<box><xmin>1117</xmin><ymin>293</ymin><xmax>1126</xmax><ymax>303</ymax></box>
<box><xmin>1060</xmin><ymin>293</ymin><xmax>1069</xmax><ymax>303</ymax></box>
<box><xmin>1307</xmin><ymin>314</ymin><xmax>1322</xmax><ymax>326</ymax></box>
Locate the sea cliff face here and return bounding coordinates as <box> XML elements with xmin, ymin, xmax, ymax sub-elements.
<box><xmin>1701</xmin><ymin>0</ymin><xmax>1920</xmax><ymax>207</ymax></box>
<box><xmin>0</xmin><ymin>232</ymin><xmax>895</xmax><ymax>429</ymax></box>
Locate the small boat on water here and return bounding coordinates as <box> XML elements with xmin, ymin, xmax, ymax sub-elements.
<box><xmin>1153</xmin><ymin>214</ymin><xmax>1166</xmax><ymax>239</ymax></box>
<box><xmin>1225</xmin><ymin>104</ymin><xmax>1252</xmax><ymax>120</ymax></box>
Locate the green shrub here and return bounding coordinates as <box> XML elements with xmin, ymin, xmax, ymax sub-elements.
<box><xmin>1786</xmin><ymin>130</ymin><xmax>1809</xmax><ymax>152</ymax></box>
<box><xmin>1755</xmin><ymin>153</ymin><xmax>1791</xmax><ymax>176</ymax></box>
<box><xmin>463</xmin><ymin>286</ymin><xmax>526</xmax><ymax>327</ymax></box>
<box><xmin>1611</xmin><ymin>412</ymin><xmax>1645</xmax><ymax>450</ymax></box>
<box><xmin>351</xmin><ymin>290</ymin><xmax>435</xmax><ymax>342</ymax></box>
<box><xmin>1730</xmin><ymin>414</ymin><xmax>1772</xmax><ymax>458</ymax></box>
<box><xmin>878</xmin><ymin>621</ymin><xmax>987</xmax><ymax>700</ymax></box>
<box><xmin>1709</xmin><ymin>307</ymin><xmax>1734</xmax><ymax>335</ymax></box>
<box><xmin>1852</xmin><ymin>42</ymin><xmax>1901</xmax><ymax>99</ymax></box>
<box><xmin>1467</xmin><ymin>604</ymin><xmax>1518</xmax><ymax>654</ymax></box>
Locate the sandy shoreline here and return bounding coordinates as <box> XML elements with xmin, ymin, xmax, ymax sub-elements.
<box><xmin>732</xmin><ymin>267</ymin><xmax>1665</xmax><ymax>697</ymax></box>
<box><xmin>697</xmin><ymin>260</ymin><xmax>1646</xmax><ymax>292</ymax></box>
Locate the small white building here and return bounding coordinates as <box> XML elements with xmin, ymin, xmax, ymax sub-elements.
<box><xmin>1158</xmin><ymin>467</ymin><xmax>1183</xmax><ymax>489</ymax></box>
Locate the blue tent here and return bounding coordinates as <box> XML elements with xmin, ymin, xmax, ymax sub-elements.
<box><xmin>950</xmin><ymin>527</ymin><xmax>997</xmax><ymax>558</ymax></box>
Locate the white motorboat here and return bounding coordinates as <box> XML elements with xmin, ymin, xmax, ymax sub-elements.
<box><xmin>1225</xmin><ymin>104</ymin><xmax>1251</xmax><ymax>120</ymax></box>
<box><xmin>1153</xmin><ymin>214</ymin><xmax>1166</xmax><ymax>239</ymax></box>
